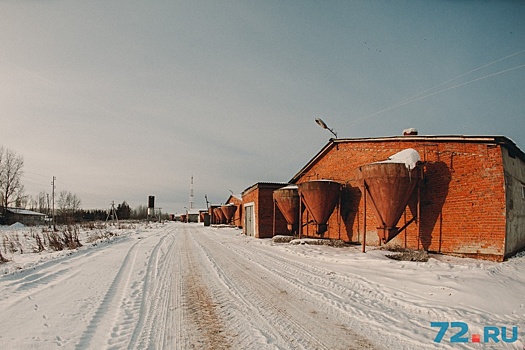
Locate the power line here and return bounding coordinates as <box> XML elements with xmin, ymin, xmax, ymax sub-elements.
<box><xmin>53</xmin><ymin>178</ymin><xmax>108</xmax><ymax>201</ymax></box>
<box><xmin>396</xmin><ymin>49</ymin><xmax>525</xmax><ymax>106</ymax></box>
<box><xmin>21</xmin><ymin>171</ymin><xmax>107</xmax><ymax>203</ymax></box>
<box><xmin>349</xmin><ymin>49</ymin><xmax>525</xmax><ymax>127</ymax></box>
<box><xmin>20</xmin><ymin>174</ymin><xmax>50</xmax><ymax>188</ymax></box>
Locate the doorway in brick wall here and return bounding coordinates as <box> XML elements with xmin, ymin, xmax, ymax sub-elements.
<box><xmin>244</xmin><ymin>203</ymin><xmax>255</xmax><ymax>237</ymax></box>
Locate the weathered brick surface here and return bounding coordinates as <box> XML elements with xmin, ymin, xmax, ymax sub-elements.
<box><xmin>225</xmin><ymin>195</ymin><xmax>243</xmax><ymax>228</ymax></box>
<box><xmin>242</xmin><ymin>183</ymin><xmax>288</xmax><ymax>238</ymax></box>
<box><xmin>292</xmin><ymin>139</ymin><xmax>509</xmax><ymax>260</ymax></box>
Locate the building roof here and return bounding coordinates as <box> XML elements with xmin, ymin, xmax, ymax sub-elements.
<box><xmin>289</xmin><ymin>135</ymin><xmax>525</xmax><ymax>183</ymax></box>
<box><xmin>186</xmin><ymin>209</ymin><xmax>203</xmax><ymax>215</ymax></box>
<box><xmin>241</xmin><ymin>182</ymin><xmax>289</xmax><ymax>196</ymax></box>
<box><xmin>6</xmin><ymin>208</ymin><xmax>46</xmax><ymax>217</ymax></box>
<box><xmin>225</xmin><ymin>194</ymin><xmax>242</xmax><ymax>204</ymax></box>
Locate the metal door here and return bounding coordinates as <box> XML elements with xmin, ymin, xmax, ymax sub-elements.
<box><xmin>244</xmin><ymin>204</ymin><xmax>255</xmax><ymax>236</ymax></box>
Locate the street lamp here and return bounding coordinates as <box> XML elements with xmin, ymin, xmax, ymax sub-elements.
<box><xmin>315</xmin><ymin>118</ymin><xmax>337</xmax><ymax>139</ymax></box>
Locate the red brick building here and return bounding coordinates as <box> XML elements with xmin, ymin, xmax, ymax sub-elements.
<box><xmin>224</xmin><ymin>194</ymin><xmax>243</xmax><ymax>228</ymax></box>
<box><xmin>289</xmin><ymin>135</ymin><xmax>525</xmax><ymax>261</ymax></box>
<box><xmin>242</xmin><ymin>182</ymin><xmax>289</xmax><ymax>238</ymax></box>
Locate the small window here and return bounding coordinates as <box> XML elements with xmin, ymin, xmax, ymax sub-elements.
<box><xmin>522</xmin><ymin>185</ymin><xmax>525</xmax><ymax>200</ymax></box>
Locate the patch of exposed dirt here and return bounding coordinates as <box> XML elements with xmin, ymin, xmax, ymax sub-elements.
<box><xmin>272</xmin><ymin>235</ymin><xmax>295</xmax><ymax>243</ymax></box>
<box><xmin>386</xmin><ymin>249</ymin><xmax>429</xmax><ymax>262</ymax></box>
<box><xmin>290</xmin><ymin>238</ymin><xmax>347</xmax><ymax>247</ymax></box>
<box><xmin>183</xmin><ymin>245</ymin><xmax>231</xmax><ymax>349</ymax></box>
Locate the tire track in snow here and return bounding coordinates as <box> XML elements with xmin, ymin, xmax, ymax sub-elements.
<box><xmin>0</xmin><ymin>237</ymin><xmax>127</xmax><ymax>305</ymax></box>
<box><xmin>216</xmin><ymin>238</ymin><xmax>427</xmax><ymax>348</ymax></box>
<box><xmin>75</xmin><ymin>228</ymin><xmax>172</xmax><ymax>349</ymax></box>
<box><xmin>230</xmin><ymin>242</ymin><xmax>525</xmax><ymax>349</ymax></box>
<box><xmin>179</xmin><ymin>225</ymin><xmax>231</xmax><ymax>349</ymax></box>
<box><xmin>191</xmin><ymin>227</ymin><xmax>376</xmax><ymax>350</ymax></box>
<box><xmin>203</xmin><ymin>229</ymin><xmax>525</xmax><ymax>350</ymax></box>
<box><xmin>128</xmin><ymin>225</ymin><xmax>180</xmax><ymax>349</ymax></box>
<box><xmin>75</xmin><ymin>239</ymin><xmax>142</xmax><ymax>349</ymax></box>
<box><xmin>0</xmin><ymin>235</ymin><xmax>134</xmax><ymax>346</ymax></box>
<box><xmin>212</xmin><ymin>231</ymin><xmax>455</xmax><ymax>349</ymax></box>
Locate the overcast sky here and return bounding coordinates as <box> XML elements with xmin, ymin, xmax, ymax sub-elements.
<box><xmin>1</xmin><ymin>1</ymin><xmax>524</xmax><ymax>214</ymax></box>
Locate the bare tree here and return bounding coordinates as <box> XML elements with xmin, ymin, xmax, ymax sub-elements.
<box><xmin>0</xmin><ymin>146</ymin><xmax>3</xmax><ymax>208</ymax></box>
<box><xmin>131</xmin><ymin>205</ymin><xmax>148</xmax><ymax>219</ymax></box>
<box><xmin>0</xmin><ymin>147</ymin><xmax>25</xmax><ymax>210</ymax></box>
<box><xmin>37</xmin><ymin>191</ymin><xmax>49</xmax><ymax>214</ymax></box>
<box><xmin>57</xmin><ymin>190</ymin><xmax>82</xmax><ymax>223</ymax></box>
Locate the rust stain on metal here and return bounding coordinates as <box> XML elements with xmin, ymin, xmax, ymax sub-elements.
<box><xmin>298</xmin><ymin>180</ymin><xmax>341</xmax><ymax>234</ymax></box>
<box><xmin>273</xmin><ymin>185</ymin><xmax>301</xmax><ymax>233</ymax></box>
<box><xmin>357</xmin><ymin>162</ymin><xmax>420</xmax><ymax>243</ymax></box>
<box><xmin>220</xmin><ymin>205</ymin><xmax>237</xmax><ymax>223</ymax></box>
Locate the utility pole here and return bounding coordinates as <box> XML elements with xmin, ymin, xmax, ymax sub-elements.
<box><xmin>106</xmin><ymin>201</ymin><xmax>119</xmax><ymax>224</ymax></box>
<box><xmin>46</xmin><ymin>193</ymin><xmax>50</xmax><ymax>216</ymax></box>
<box><xmin>189</xmin><ymin>175</ymin><xmax>194</xmax><ymax>209</ymax></box>
<box><xmin>51</xmin><ymin>176</ymin><xmax>56</xmax><ymax>231</ymax></box>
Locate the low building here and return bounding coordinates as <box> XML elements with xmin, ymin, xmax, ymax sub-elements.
<box><xmin>2</xmin><ymin>208</ymin><xmax>47</xmax><ymax>226</ymax></box>
<box><xmin>186</xmin><ymin>209</ymin><xmax>201</xmax><ymax>223</ymax></box>
<box><xmin>287</xmin><ymin>134</ymin><xmax>525</xmax><ymax>261</ymax></box>
<box><xmin>242</xmin><ymin>182</ymin><xmax>289</xmax><ymax>238</ymax></box>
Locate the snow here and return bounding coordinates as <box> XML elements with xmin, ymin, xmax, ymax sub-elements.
<box><xmin>9</xmin><ymin>222</ymin><xmax>25</xmax><ymax>229</ymax></box>
<box><xmin>374</xmin><ymin>148</ymin><xmax>421</xmax><ymax>170</ymax></box>
<box><xmin>0</xmin><ymin>222</ymin><xmax>523</xmax><ymax>349</ymax></box>
<box><xmin>6</xmin><ymin>208</ymin><xmax>46</xmax><ymax>216</ymax></box>
<box><xmin>403</xmin><ymin>128</ymin><xmax>418</xmax><ymax>135</ymax></box>
<box><xmin>279</xmin><ymin>184</ymin><xmax>298</xmax><ymax>190</ymax></box>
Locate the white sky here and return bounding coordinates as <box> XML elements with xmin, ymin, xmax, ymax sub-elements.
<box><xmin>1</xmin><ymin>1</ymin><xmax>524</xmax><ymax>214</ymax></box>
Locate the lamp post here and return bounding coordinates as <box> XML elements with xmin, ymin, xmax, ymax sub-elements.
<box><xmin>315</xmin><ymin>118</ymin><xmax>337</xmax><ymax>138</ymax></box>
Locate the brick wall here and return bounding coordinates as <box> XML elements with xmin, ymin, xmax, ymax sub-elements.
<box><xmin>226</xmin><ymin>196</ymin><xmax>243</xmax><ymax>228</ymax></box>
<box><xmin>242</xmin><ymin>183</ymin><xmax>289</xmax><ymax>239</ymax></box>
<box><xmin>294</xmin><ymin>139</ymin><xmax>508</xmax><ymax>260</ymax></box>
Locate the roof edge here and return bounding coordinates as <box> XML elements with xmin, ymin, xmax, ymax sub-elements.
<box><xmin>289</xmin><ymin>139</ymin><xmax>335</xmax><ymax>184</ymax></box>
<box><xmin>241</xmin><ymin>182</ymin><xmax>290</xmax><ymax>196</ymax></box>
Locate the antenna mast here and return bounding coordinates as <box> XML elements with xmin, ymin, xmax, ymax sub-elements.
<box><xmin>189</xmin><ymin>175</ymin><xmax>194</xmax><ymax>209</ymax></box>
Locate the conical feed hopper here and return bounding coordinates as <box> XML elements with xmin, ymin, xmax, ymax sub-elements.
<box><xmin>273</xmin><ymin>185</ymin><xmax>300</xmax><ymax>233</ymax></box>
<box><xmin>358</xmin><ymin>162</ymin><xmax>419</xmax><ymax>243</ymax></box>
<box><xmin>298</xmin><ymin>180</ymin><xmax>341</xmax><ymax>234</ymax></box>
<box><xmin>220</xmin><ymin>205</ymin><xmax>237</xmax><ymax>224</ymax></box>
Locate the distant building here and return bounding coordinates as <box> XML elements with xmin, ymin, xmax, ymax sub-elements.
<box><xmin>186</xmin><ymin>209</ymin><xmax>201</xmax><ymax>223</ymax></box>
<box><xmin>224</xmin><ymin>194</ymin><xmax>243</xmax><ymax>228</ymax></box>
<box><xmin>242</xmin><ymin>182</ymin><xmax>289</xmax><ymax>238</ymax></box>
<box><xmin>2</xmin><ymin>208</ymin><xmax>47</xmax><ymax>226</ymax></box>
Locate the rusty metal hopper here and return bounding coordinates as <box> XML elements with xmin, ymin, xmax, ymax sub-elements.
<box><xmin>220</xmin><ymin>204</ymin><xmax>237</xmax><ymax>223</ymax></box>
<box><xmin>298</xmin><ymin>180</ymin><xmax>341</xmax><ymax>234</ymax></box>
<box><xmin>212</xmin><ymin>208</ymin><xmax>220</xmax><ymax>224</ymax></box>
<box><xmin>357</xmin><ymin>162</ymin><xmax>419</xmax><ymax>243</ymax></box>
<box><xmin>273</xmin><ymin>185</ymin><xmax>300</xmax><ymax>233</ymax></box>
<box><xmin>216</xmin><ymin>207</ymin><xmax>226</xmax><ymax>223</ymax></box>
<box><xmin>209</xmin><ymin>205</ymin><xmax>219</xmax><ymax>224</ymax></box>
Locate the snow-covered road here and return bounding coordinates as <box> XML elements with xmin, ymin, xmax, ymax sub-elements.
<box><xmin>0</xmin><ymin>223</ymin><xmax>372</xmax><ymax>349</ymax></box>
<box><xmin>0</xmin><ymin>222</ymin><xmax>523</xmax><ymax>349</ymax></box>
